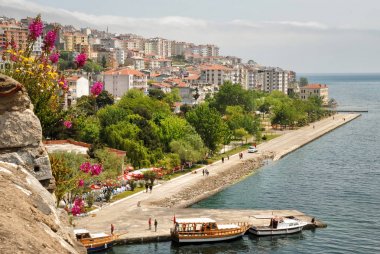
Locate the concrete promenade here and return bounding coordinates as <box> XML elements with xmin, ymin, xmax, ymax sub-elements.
<box><xmin>74</xmin><ymin>113</ymin><xmax>360</xmax><ymax>242</ymax></box>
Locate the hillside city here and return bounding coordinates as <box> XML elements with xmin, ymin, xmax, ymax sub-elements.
<box><xmin>0</xmin><ymin>15</ymin><xmax>329</xmax><ymax>108</ymax></box>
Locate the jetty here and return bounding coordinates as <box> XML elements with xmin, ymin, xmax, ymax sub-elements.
<box><xmin>74</xmin><ymin>113</ymin><xmax>359</xmax><ymax>243</ymax></box>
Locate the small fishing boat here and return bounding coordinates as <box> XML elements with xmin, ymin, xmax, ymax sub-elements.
<box><xmin>249</xmin><ymin>216</ymin><xmax>308</xmax><ymax>236</ymax></box>
<box><xmin>74</xmin><ymin>229</ymin><xmax>117</xmax><ymax>253</ymax></box>
<box><xmin>170</xmin><ymin>218</ymin><xmax>250</xmax><ymax>243</ymax></box>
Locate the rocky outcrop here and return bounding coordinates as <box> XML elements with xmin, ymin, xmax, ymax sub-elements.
<box><xmin>0</xmin><ymin>161</ymin><xmax>86</xmax><ymax>254</ymax></box>
<box><xmin>0</xmin><ymin>74</ymin><xmax>54</xmax><ymax>191</ymax></box>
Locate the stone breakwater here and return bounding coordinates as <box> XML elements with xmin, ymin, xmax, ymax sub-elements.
<box><xmin>149</xmin><ymin>152</ymin><xmax>275</xmax><ymax>208</ymax></box>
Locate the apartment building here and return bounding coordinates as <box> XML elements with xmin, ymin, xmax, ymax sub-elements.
<box><xmin>261</xmin><ymin>68</ymin><xmax>289</xmax><ymax>94</ymax></box>
<box><xmin>144</xmin><ymin>37</ymin><xmax>171</xmax><ymax>58</ymax></box>
<box><xmin>171</xmin><ymin>41</ymin><xmax>191</xmax><ymax>56</ymax></box>
<box><xmin>0</xmin><ymin>24</ymin><xmax>28</xmax><ymax>50</ymax></box>
<box><xmin>200</xmin><ymin>64</ymin><xmax>233</xmax><ymax>86</ymax></box>
<box><xmin>300</xmin><ymin>84</ymin><xmax>329</xmax><ymax>105</ymax></box>
<box><xmin>115</xmin><ymin>48</ymin><xmax>125</xmax><ymax>66</ymax></box>
<box><xmin>104</xmin><ymin>68</ymin><xmax>148</xmax><ymax>98</ymax></box>
<box><xmin>64</xmin><ymin>76</ymin><xmax>89</xmax><ymax>108</ymax></box>
<box><xmin>63</xmin><ymin>32</ymin><xmax>88</xmax><ymax>52</ymax></box>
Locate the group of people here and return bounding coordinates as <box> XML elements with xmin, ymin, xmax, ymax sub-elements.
<box><xmin>202</xmin><ymin>168</ymin><xmax>210</xmax><ymax>176</ymax></box>
<box><xmin>148</xmin><ymin>217</ymin><xmax>158</xmax><ymax>232</ymax></box>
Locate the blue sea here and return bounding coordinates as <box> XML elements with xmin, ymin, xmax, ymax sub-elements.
<box><xmin>106</xmin><ymin>74</ymin><xmax>380</xmax><ymax>253</ymax></box>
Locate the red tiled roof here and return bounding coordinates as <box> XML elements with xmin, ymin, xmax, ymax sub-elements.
<box><xmin>104</xmin><ymin>68</ymin><xmax>145</xmax><ymax>77</ymax></box>
<box><xmin>200</xmin><ymin>64</ymin><xmax>232</xmax><ymax>71</ymax></box>
<box><xmin>303</xmin><ymin>84</ymin><xmax>328</xmax><ymax>89</ymax></box>
<box><xmin>66</xmin><ymin>76</ymin><xmax>81</xmax><ymax>81</ymax></box>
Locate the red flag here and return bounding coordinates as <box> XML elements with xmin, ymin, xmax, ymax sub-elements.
<box><xmin>173</xmin><ymin>214</ymin><xmax>176</xmax><ymax>224</ymax></box>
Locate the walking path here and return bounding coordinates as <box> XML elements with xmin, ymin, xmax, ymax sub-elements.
<box><xmin>74</xmin><ymin>113</ymin><xmax>359</xmax><ymax>241</ymax></box>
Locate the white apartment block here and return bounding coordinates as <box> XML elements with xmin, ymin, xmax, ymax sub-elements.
<box><xmin>261</xmin><ymin>68</ymin><xmax>289</xmax><ymax>94</ymax></box>
<box><xmin>200</xmin><ymin>64</ymin><xmax>233</xmax><ymax>86</ymax></box>
<box><xmin>65</xmin><ymin>76</ymin><xmax>89</xmax><ymax>108</ymax></box>
<box><xmin>171</xmin><ymin>41</ymin><xmax>191</xmax><ymax>56</ymax></box>
<box><xmin>131</xmin><ymin>56</ymin><xmax>145</xmax><ymax>70</ymax></box>
<box><xmin>246</xmin><ymin>68</ymin><xmax>265</xmax><ymax>90</ymax></box>
<box><xmin>104</xmin><ymin>68</ymin><xmax>148</xmax><ymax>98</ymax></box>
<box><xmin>231</xmin><ymin>64</ymin><xmax>248</xmax><ymax>89</ymax></box>
<box><xmin>144</xmin><ymin>37</ymin><xmax>172</xmax><ymax>58</ymax></box>
<box><xmin>115</xmin><ymin>48</ymin><xmax>125</xmax><ymax>65</ymax></box>
<box><xmin>100</xmin><ymin>38</ymin><xmax>123</xmax><ymax>50</ymax></box>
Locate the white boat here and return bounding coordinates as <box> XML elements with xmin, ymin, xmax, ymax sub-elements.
<box><xmin>249</xmin><ymin>217</ymin><xmax>308</xmax><ymax>236</ymax></box>
<box><xmin>170</xmin><ymin>218</ymin><xmax>250</xmax><ymax>243</ymax></box>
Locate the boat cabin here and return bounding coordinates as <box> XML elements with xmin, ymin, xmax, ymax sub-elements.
<box><xmin>269</xmin><ymin>217</ymin><xmax>303</xmax><ymax>229</ymax></box>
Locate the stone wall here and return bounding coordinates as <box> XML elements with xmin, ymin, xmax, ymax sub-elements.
<box><xmin>0</xmin><ymin>74</ymin><xmax>54</xmax><ymax>191</ymax></box>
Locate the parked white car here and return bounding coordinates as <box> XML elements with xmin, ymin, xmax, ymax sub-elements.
<box><xmin>247</xmin><ymin>146</ymin><xmax>258</xmax><ymax>153</ymax></box>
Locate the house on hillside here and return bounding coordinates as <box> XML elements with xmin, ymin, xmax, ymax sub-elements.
<box><xmin>300</xmin><ymin>84</ymin><xmax>329</xmax><ymax>105</ymax></box>
<box><xmin>103</xmin><ymin>68</ymin><xmax>148</xmax><ymax>98</ymax></box>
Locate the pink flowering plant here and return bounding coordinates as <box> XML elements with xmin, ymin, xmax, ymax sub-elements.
<box><xmin>0</xmin><ymin>14</ymin><xmax>87</xmax><ymax>138</ymax></box>
<box><xmin>90</xmin><ymin>81</ymin><xmax>103</xmax><ymax>97</ymax></box>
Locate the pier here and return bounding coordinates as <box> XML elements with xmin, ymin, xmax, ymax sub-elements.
<box><xmin>74</xmin><ymin>113</ymin><xmax>359</xmax><ymax>244</ymax></box>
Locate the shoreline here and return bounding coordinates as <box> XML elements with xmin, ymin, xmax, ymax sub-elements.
<box><xmin>74</xmin><ymin>113</ymin><xmax>360</xmax><ymax>243</ymax></box>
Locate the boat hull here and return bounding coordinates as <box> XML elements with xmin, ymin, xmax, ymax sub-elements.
<box><xmin>87</xmin><ymin>242</ymin><xmax>114</xmax><ymax>253</ymax></box>
<box><xmin>249</xmin><ymin>226</ymin><xmax>304</xmax><ymax>236</ymax></box>
<box><xmin>172</xmin><ymin>231</ymin><xmax>245</xmax><ymax>243</ymax></box>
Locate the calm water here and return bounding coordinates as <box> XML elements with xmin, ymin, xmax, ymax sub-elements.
<box><xmin>107</xmin><ymin>74</ymin><xmax>380</xmax><ymax>253</ymax></box>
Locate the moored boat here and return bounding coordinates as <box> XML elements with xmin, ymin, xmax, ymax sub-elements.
<box><xmin>74</xmin><ymin>229</ymin><xmax>117</xmax><ymax>253</ymax></box>
<box><xmin>170</xmin><ymin>218</ymin><xmax>250</xmax><ymax>243</ymax></box>
<box><xmin>249</xmin><ymin>216</ymin><xmax>308</xmax><ymax>236</ymax></box>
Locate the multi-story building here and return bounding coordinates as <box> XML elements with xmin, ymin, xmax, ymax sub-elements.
<box><xmin>115</xmin><ymin>48</ymin><xmax>125</xmax><ymax>66</ymax></box>
<box><xmin>64</xmin><ymin>76</ymin><xmax>89</xmax><ymax>108</ymax></box>
<box><xmin>100</xmin><ymin>38</ymin><xmax>123</xmax><ymax>50</ymax></box>
<box><xmin>63</xmin><ymin>32</ymin><xmax>89</xmax><ymax>53</ymax></box>
<box><xmin>200</xmin><ymin>64</ymin><xmax>233</xmax><ymax>86</ymax></box>
<box><xmin>261</xmin><ymin>67</ymin><xmax>289</xmax><ymax>94</ymax></box>
<box><xmin>300</xmin><ymin>84</ymin><xmax>329</xmax><ymax>105</ymax></box>
<box><xmin>246</xmin><ymin>68</ymin><xmax>265</xmax><ymax>90</ymax></box>
<box><xmin>171</xmin><ymin>41</ymin><xmax>191</xmax><ymax>56</ymax></box>
<box><xmin>129</xmin><ymin>56</ymin><xmax>145</xmax><ymax>70</ymax></box>
<box><xmin>0</xmin><ymin>24</ymin><xmax>28</xmax><ymax>50</ymax></box>
<box><xmin>231</xmin><ymin>64</ymin><xmax>248</xmax><ymax>89</ymax></box>
<box><xmin>144</xmin><ymin>37</ymin><xmax>171</xmax><ymax>58</ymax></box>
<box><xmin>103</xmin><ymin>68</ymin><xmax>148</xmax><ymax>98</ymax></box>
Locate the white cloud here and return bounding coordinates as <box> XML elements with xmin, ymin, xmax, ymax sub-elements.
<box><xmin>1</xmin><ymin>0</ymin><xmax>379</xmax><ymax>72</ymax></box>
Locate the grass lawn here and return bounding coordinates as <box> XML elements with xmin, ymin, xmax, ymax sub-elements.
<box><xmin>111</xmin><ymin>186</ymin><xmax>145</xmax><ymax>202</ymax></box>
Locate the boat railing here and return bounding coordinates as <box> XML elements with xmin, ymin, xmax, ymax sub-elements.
<box><xmin>173</xmin><ymin>222</ymin><xmax>251</xmax><ymax>238</ymax></box>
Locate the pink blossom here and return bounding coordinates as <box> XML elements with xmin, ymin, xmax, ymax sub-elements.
<box><xmin>71</xmin><ymin>198</ymin><xmax>84</xmax><ymax>216</ymax></box>
<box><xmin>80</xmin><ymin>162</ymin><xmax>91</xmax><ymax>173</ymax></box>
<box><xmin>90</xmin><ymin>164</ymin><xmax>103</xmax><ymax>176</ymax></box>
<box><xmin>78</xmin><ymin>179</ymin><xmax>84</xmax><ymax>187</ymax></box>
<box><xmin>42</xmin><ymin>30</ymin><xmax>57</xmax><ymax>51</ymax></box>
<box><xmin>63</xmin><ymin>120</ymin><xmax>72</xmax><ymax>129</ymax></box>
<box><xmin>28</xmin><ymin>16</ymin><xmax>43</xmax><ymax>40</ymax></box>
<box><xmin>49</xmin><ymin>52</ymin><xmax>60</xmax><ymax>64</ymax></box>
<box><xmin>90</xmin><ymin>81</ymin><xmax>103</xmax><ymax>97</ymax></box>
<box><xmin>75</xmin><ymin>53</ymin><xmax>87</xmax><ymax>68</ymax></box>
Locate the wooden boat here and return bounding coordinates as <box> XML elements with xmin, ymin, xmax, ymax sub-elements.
<box><xmin>170</xmin><ymin>218</ymin><xmax>250</xmax><ymax>243</ymax></box>
<box><xmin>74</xmin><ymin>229</ymin><xmax>117</xmax><ymax>253</ymax></box>
<box><xmin>249</xmin><ymin>216</ymin><xmax>308</xmax><ymax>236</ymax></box>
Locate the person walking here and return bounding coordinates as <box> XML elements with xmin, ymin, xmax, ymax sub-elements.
<box><xmin>154</xmin><ymin>219</ymin><xmax>158</xmax><ymax>232</ymax></box>
<box><xmin>202</xmin><ymin>169</ymin><xmax>205</xmax><ymax>176</ymax></box>
<box><xmin>206</xmin><ymin>169</ymin><xmax>209</xmax><ymax>176</ymax></box>
<box><xmin>148</xmin><ymin>217</ymin><xmax>152</xmax><ymax>230</ymax></box>
<box><xmin>111</xmin><ymin>224</ymin><xmax>115</xmax><ymax>235</ymax></box>
<box><xmin>221</xmin><ymin>157</ymin><xmax>224</xmax><ymax>163</ymax></box>
<box><xmin>149</xmin><ymin>184</ymin><xmax>153</xmax><ymax>193</ymax></box>
<box><xmin>227</xmin><ymin>155</ymin><xmax>230</xmax><ymax>160</ymax></box>
<box><xmin>145</xmin><ymin>183</ymin><xmax>149</xmax><ymax>193</ymax></box>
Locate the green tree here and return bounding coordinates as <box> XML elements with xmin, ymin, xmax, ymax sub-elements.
<box><xmin>299</xmin><ymin>77</ymin><xmax>309</xmax><ymax>87</ymax></box>
<box><xmin>101</xmin><ymin>55</ymin><xmax>107</xmax><ymax>68</ymax></box>
<box><xmin>186</xmin><ymin>103</ymin><xmax>226</xmax><ymax>152</ymax></box>
<box><xmin>96</xmin><ymin>90</ymin><xmax>114</xmax><ymax>109</ymax></box>
<box><xmin>76</xmin><ymin>116</ymin><xmax>101</xmax><ymax>143</ymax></box>
<box><xmin>148</xmin><ymin>89</ymin><xmax>166</xmax><ymax>100</ymax></box>
<box><xmin>164</xmin><ymin>88</ymin><xmax>182</xmax><ymax>108</ymax></box>
<box><xmin>50</xmin><ymin>152</ymin><xmax>87</xmax><ymax>206</ymax></box>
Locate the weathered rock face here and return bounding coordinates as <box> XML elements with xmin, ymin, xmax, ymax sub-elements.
<box><xmin>0</xmin><ymin>161</ymin><xmax>86</xmax><ymax>254</ymax></box>
<box><xmin>0</xmin><ymin>74</ymin><xmax>54</xmax><ymax>191</ymax></box>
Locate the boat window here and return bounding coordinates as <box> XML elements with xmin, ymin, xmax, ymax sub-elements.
<box><xmin>289</xmin><ymin>223</ymin><xmax>293</xmax><ymax>226</ymax></box>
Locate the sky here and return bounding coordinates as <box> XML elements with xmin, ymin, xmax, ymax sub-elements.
<box><xmin>1</xmin><ymin>0</ymin><xmax>380</xmax><ymax>73</ymax></box>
